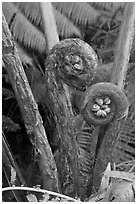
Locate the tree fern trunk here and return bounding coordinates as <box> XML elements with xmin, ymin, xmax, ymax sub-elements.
<box><xmin>110</xmin><ymin>2</ymin><xmax>135</xmax><ymax>89</ymax></box>
<box><xmin>40</xmin><ymin>2</ymin><xmax>59</xmax><ymax>51</ymax></box>
<box><xmin>2</xmin><ymin>14</ymin><xmax>59</xmax><ymax>193</ymax></box>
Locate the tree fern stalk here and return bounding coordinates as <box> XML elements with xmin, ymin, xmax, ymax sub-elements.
<box><xmin>90</xmin><ymin>2</ymin><xmax>134</xmax><ymax>193</ymax></box>
<box><xmin>110</xmin><ymin>2</ymin><xmax>135</xmax><ymax>89</ymax></box>
<box><xmin>40</xmin><ymin>2</ymin><xmax>59</xmax><ymax>51</ymax></box>
<box><xmin>2</xmin><ymin>14</ymin><xmax>60</xmax><ymax>192</ymax></box>
<box><xmin>44</xmin><ymin>38</ymin><xmax>100</xmax><ymax>199</ymax></box>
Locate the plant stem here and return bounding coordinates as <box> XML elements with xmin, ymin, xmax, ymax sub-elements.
<box><xmin>40</xmin><ymin>2</ymin><xmax>59</xmax><ymax>52</ymax></box>
<box><xmin>2</xmin><ymin>13</ymin><xmax>59</xmax><ymax>192</ymax></box>
<box><xmin>2</xmin><ymin>186</ymin><xmax>77</xmax><ymax>201</ymax></box>
<box><xmin>110</xmin><ymin>2</ymin><xmax>135</xmax><ymax>90</ymax></box>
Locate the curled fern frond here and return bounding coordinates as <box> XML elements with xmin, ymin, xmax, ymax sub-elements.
<box><xmin>46</xmin><ymin>38</ymin><xmax>98</xmax><ymax>91</ymax></box>
<box><xmin>80</xmin><ymin>82</ymin><xmax>129</xmax><ymax>126</ymax></box>
<box><xmin>53</xmin><ymin>2</ymin><xmax>100</xmax><ymax>26</ymax></box>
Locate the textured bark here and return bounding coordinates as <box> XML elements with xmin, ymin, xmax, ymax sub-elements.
<box><xmin>44</xmin><ymin>38</ymin><xmax>99</xmax><ymax>199</ymax></box>
<box><xmin>2</xmin><ymin>14</ymin><xmax>59</xmax><ymax>192</ymax></box>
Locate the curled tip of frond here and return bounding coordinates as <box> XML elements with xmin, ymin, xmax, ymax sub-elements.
<box><xmin>80</xmin><ymin>82</ymin><xmax>129</xmax><ymax>126</ymax></box>
<box><xmin>45</xmin><ymin>38</ymin><xmax>98</xmax><ymax>90</ymax></box>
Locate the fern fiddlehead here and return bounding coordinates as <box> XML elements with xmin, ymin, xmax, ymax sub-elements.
<box><xmin>44</xmin><ymin>38</ymin><xmax>129</xmax><ymax>199</ymax></box>
<box><xmin>44</xmin><ymin>38</ymin><xmax>100</xmax><ymax>199</ymax></box>
<box><xmin>74</xmin><ymin>82</ymin><xmax>129</xmax><ymax>195</ymax></box>
<box><xmin>49</xmin><ymin>38</ymin><xmax>98</xmax><ymax>90</ymax></box>
<box><xmin>79</xmin><ymin>82</ymin><xmax>129</xmax><ymax>126</ymax></box>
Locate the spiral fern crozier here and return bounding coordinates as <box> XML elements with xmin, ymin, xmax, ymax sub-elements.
<box><xmin>47</xmin><ymin>38</ymin><xmax>98</xmax><ymax>90</ymax></box>
<box><xmin>80</xmin><ymin>82</ymin><xmax>129</xmax><ymax>126</ymax></box>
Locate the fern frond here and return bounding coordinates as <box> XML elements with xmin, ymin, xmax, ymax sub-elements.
<box><xmin>119</xmin><ymin>133</ymin><xmax>135</xmax><ymax>144</ymax></box>
<box><xmin>75</xmin><ymin>123</ymin><xmax>95</xmax><ymax>174</ymax></box>
<box><xmin>3</xmin><ymin>2</ymin><xmax>47</xmax><ymax>53</ymax></box>
<box><xmin>11</xmin><ymin>14</ymin><xmax>46</xmax><ymax>53</ymax></box>
<box><xmin>2</xmin><ymin>88</ymin><xmax>15</xmax><ymax>100</ymax></box>
<box><xmin>53</xmin><ymin>2</ymin><xmax>100</xmax><ymax>26</ymax></box>
<box><xmin>2</xmin><ymin>115</ymin><xmax>21</xmax><ymax>132</ymax></box>
<box><xmin>78</xmin><ymin>132</ymin><xmax>92</xmax><ymax>149</ymax></box>
<box><xmin>54</xmin><ymin>8</ymin><xmax>81</xmax><ymax>38</ymax></box>
<box><xmin>15</xmin><ymin>2</ymin><xmax>81</xmax><ymax>38</ymax></box>
<box><xmin>2</xmin><ymin>2</ymin><xmax>17</xmax><ymax>25</ymax></box>
<box><xmin>79</xmin><ymin>148</ymin><xmax>91</xmax><ymax>172</ymax></box>
<box><xmin>116</xmin><ymin>144</ymin><xmax>135</xmax><ymax>162</ymax></box>
<box><xmin>15</xmin><ymin>43</ymin><xmax>34</xmax><ymax>65</ymax></box>
<box><xmin>116</xmin><ymin>120</ymin><xmax>135</xmax><ymax>163</ymax></box>
<box><xmin>91</xmin><ymin>2</ymin><xmax>126</xmax><ymax>12</ymax></box>
<box><xmin>14</xmin><ymin>2</ymin><xmax>42</xmax><ymax>28</ymax></box>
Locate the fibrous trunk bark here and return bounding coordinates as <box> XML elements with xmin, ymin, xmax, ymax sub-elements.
<box><xmin>2</xmin><ymin>14</ymin><xmax>59</xmax><ymax>192</ymax></box>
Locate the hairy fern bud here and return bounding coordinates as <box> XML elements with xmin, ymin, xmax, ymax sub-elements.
<box><xmin>45</xmin><ymin>38</ymin><xmax>98</xmax><ymax>90</ymax></box>
<box><xmin>79</xmin><ymin>82</ymin><xmax>129</xmax><ymax>126</ymax></box>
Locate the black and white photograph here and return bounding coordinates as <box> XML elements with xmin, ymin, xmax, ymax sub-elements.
<box><xmin>2</xmin><ymin>2</ymin><xmax>135</xmax><ymax>202</ymax></box>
